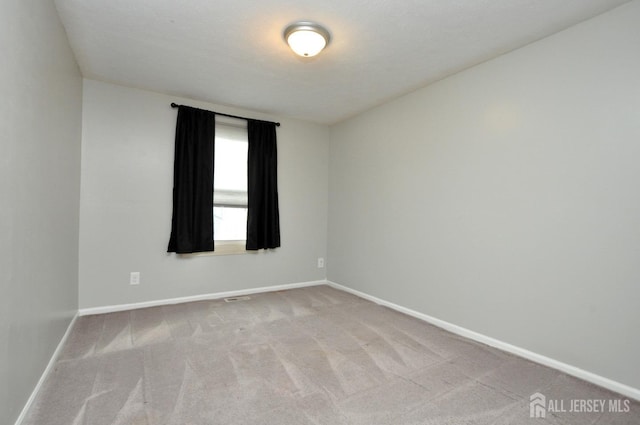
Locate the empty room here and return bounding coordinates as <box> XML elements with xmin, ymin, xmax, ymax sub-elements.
<box><xmin>2</xmin><ymin>0</ymin><xmax>639</xmax><ymax>424</ymax></box>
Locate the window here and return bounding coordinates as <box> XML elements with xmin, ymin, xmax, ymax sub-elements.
<box><xmin>168</xmin><ymin>105</ymin><xmax>280</xmax><ymax>255</ymax></box>
<box><xmin>213</xmin><ymin>120</ymin><xmax>248</xmax><ymax>252</ymax></box>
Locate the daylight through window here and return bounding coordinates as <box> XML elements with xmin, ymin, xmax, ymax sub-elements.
<box><xmin>213</xmin><ymin>121</ymin><xmax>248</xmax><ymax>242</ymax></box>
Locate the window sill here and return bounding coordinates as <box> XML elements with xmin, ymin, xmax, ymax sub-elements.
<box><xmin>192</xmin><ymin>240</ymin><xmax>250</xmax><ymax>257</ymax></box>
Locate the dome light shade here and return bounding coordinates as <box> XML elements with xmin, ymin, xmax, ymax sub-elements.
<box><xmin>284</xmin><ymin>22</ymin><xmax>330</xmax><ymax>57</ymax></box>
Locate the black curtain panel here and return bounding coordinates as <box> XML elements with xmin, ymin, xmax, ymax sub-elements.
<box><xmin>246</xmin><ymin>120</ymin><xmax>281</xmax><ymax>250</ymax></box>
<box><xmin>167</xmin><ymin>106</ymin><xmax>215</xmax><ymax>253</ymax></box>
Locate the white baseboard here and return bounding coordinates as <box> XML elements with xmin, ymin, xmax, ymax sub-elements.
<box><xmin>14</xmin><ymin>313</ymin><xmax>78</xmax><ymax>425</ymax></box>
<box><xmin>78</xmin><ymin>280</ymin><xmax>326</xmax><ymax>316</ymax></box>
<box><xmin>326</xmin><ymin>280</ymin><xmax>640</xmax><ymax>401</ymax></box>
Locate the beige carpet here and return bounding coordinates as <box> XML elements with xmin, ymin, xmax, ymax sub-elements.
<box><xmin>23</xmin><ymin>285</ymin><xmax>638</xmax><ymax>424</ymax></box>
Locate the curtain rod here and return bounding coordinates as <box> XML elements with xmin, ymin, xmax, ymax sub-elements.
<box><xmin>170</xmin><ymin>103</ymin><xmax>280</xmax><ymax>127</ymax></box>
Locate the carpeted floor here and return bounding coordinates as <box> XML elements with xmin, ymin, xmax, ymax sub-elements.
<box><xmin>23</xmin><ymin>285</ymin><xmax>638</xmax><ymax>425</ymax></box>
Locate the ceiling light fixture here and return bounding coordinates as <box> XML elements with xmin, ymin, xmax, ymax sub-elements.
<box><xmin>284</xmin><ymin>21</ymin><xmax>331</xmax><ymax>58</ymax></box>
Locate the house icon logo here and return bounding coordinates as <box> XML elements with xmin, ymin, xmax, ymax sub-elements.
<box><xmin>530</xmin><ymin>392</ymin><xmax>546</xmax><ymax>418</ymax></box>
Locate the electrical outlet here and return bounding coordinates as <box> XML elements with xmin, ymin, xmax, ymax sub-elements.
<box><xmin>130</xmin><ymin>272</ymin><xmax>140</xmax><ymax>285</ymax></box>
<box><xmin>317</xmin><ymin>257</ymin><xmax>325</xmax><ymax>268</ymax></box>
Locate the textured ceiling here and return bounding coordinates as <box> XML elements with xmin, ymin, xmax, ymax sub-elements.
<box><xmin>54</xmin><ymin>0</ymin><xmax>629</xmax><ymax>124</ymax></box>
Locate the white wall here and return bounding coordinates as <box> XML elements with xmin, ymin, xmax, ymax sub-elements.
<box><xmin>0</xmin><ymin>2</ymin><xmax>82</xmax><ymax>423</ymax></box>
<box><xmin>328</xmin><ymin>1</ymin><xmax>640</xmax><ymax>390</ymax></box>
<box><xmin>79</xmin><ymin>80</ymin><xmax>329</xmax><ymax>309</ymax></box>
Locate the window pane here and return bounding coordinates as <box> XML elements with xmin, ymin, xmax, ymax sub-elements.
<box><xmin>214</xmin><ymin>136</ymin><xmax>247</xmax><ymax>193</ymax></box>
<box><xmin>214</xmin><ymin>206</ymin><xmax>247</xmax><ymax>241</ymax></box>
<box><xmin>214</xmin><ymin>122</ymin><xmax>248</xmax><ymax>241</ymax></box>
